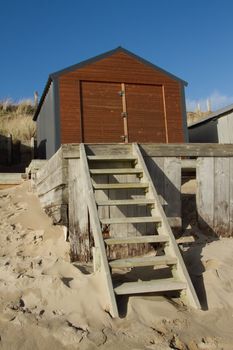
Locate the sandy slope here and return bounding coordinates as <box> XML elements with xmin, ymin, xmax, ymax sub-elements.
<box><xmin>0</xmin><ymin>182</ymin><xmax>233</xmax><ymax>349</ymax></box>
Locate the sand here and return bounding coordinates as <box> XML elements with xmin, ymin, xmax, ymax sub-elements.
<box><xmin>0</xmin><ymin>182</ymin><xmax>233</xmax><ymax>349</ymax></box>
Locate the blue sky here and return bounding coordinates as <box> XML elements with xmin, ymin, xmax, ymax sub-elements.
<box><xmin>0</xmin><ymin>0</ymin><xmax>233</xmax><ymax>111</ymax></box>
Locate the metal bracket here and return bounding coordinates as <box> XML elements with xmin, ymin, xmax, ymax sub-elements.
<box><xmin>121</xmin><ymin>112</ymin><xmax>127</xmax><ymax>117</ymax></box>
<box><xmin>118</xmin><ymin>91</ymin><xmax>125</xmax><ymax>96</ymax></box>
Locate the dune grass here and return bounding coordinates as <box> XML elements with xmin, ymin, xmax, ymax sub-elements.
<box><xmin>0</xmin><ymin>99</ymin><xmax>36</xmax><ymax>142</ymax></box>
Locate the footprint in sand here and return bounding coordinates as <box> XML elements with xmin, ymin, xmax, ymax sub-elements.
<box><xmin>203</xmin><ymin>259</ymin><xmax>221</xmax><ymax>271</ymax></box>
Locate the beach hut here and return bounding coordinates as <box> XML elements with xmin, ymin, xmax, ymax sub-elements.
<box><xmin>189</xmin><ymin>103</ymin><xmax>233</xmax><ymax>143</ymax></box>
<box><xmin>34</xmin><ymin>47</ymin><xmax>188</xmax><ymax>158</ymax></box>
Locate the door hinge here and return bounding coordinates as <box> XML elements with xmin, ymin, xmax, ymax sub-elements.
<box><xmin>121</xmin><ymin>112</ymin><xmax>127</xmax><ymax>117</ymax></box>
<box><xmin>118</xmin><ymin>91</ymin><xmax>125</xmax><ymax>96</ymax></box>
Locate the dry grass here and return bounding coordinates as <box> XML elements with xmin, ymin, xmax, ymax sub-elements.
<box><xmin>0</xmin><ymin>99</ymin><xmax>36</xmax><ymax>142</ymax></box>
<box><xmin>187</xmin><ymin>111</ymin><xmax>212</xmax><ymax>126</ymax></box>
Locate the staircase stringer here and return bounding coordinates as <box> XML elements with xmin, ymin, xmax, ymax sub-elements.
<box><xmin>79</xmin><ymin>143</ymin><xmax>119</xmax><ymax>317</ymax></box>
<box><xmin>132</xmin><ymin>143</ymin><xmax>201</xmax><ymax>309</ymax></box>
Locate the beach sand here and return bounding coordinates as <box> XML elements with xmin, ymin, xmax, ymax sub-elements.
<box><xmin>0</xmin><ymin>181</ymin><xmax>233</xmax><ymax>349</ymax></box>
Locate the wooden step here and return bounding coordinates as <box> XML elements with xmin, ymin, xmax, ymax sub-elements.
<box><xmin>90</xmin><ymin>168</ymin><xmax>143</xmax><ymax>175</ymax></box>
<box><xmin>88</xmin><ymin>155</ymin><xmax>137</xmax><ymax>162</ymax></box>
<box><xmin>104</xmin><ymin>235</ymin><xmax>169</xmax><ymax>245</ymax></box>
<box><xmin>96</xmin><ymin>199</ymin><xmax>155</xmax><ymax>206</ymax></box>
<box><xmin>93</xmin><ymin>183</ymin><xmax>148</xmax><ymax>190</ymax></box>
<box><xmin>101</xmin><ymin>216</ymin><xmax>161</xmax><ymax>225</ymax></box>
<box><xmin>114</xmin><ymin>278</ymin><xmax>186</xmax><ymax>295</ymax></box>
<box><xmin>109</xmin><ymin>255</ymin><xmax>177</xmax><ymax>268</ymax></box>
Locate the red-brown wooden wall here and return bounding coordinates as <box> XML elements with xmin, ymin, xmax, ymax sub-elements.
<box><xmin>59</xmin><ymin>51</ymin><xmax>185</xmax><ymax>144</ymax></box>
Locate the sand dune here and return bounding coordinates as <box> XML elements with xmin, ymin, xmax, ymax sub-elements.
<box><xmin>0</xmin><ymin>182</ymin><xmax>233</xmax><ymax>349</ymax></box>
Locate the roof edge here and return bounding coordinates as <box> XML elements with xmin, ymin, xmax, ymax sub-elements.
<box><xmin>34</xmin><ymin>46</ymin><xmax>188</xmax><ymax>121</ymax></box>
<box><xmin>188</xmin><ymin>103</ymin><xmax>233</xmax><ymax>128</ymax></box>
<box><xmin>50</xmin><ymin>46</ymin><xmax>188</xmax><ymax>85</ymax></box>
<box><xmin>33</xmin><ymin>77</ymin><xmax>52</xmax><ymax>121</ymax></box>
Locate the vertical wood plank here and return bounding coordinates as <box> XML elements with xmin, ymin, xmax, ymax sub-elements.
<box><xmin>7</xmin><ymin>134</ymin><xmax>12</xmax><ymax>165</ymax></box>
<box><xmin>229</xmin><ymin>158</ymin><xmax>233</xmax><ymax>236</ymax></box>
<box><xmin>109</xmin><ymin>173</ymin><xmax>128</xmax><ymax>259</ymax></box>
<box><xmin>145</xmin><ymin>157</ymin><xmax>165</xmax><ymax>206</ymax></box>
<box><xmin>145</xmin><ymin>157</ymin><xmax>165</xmax><ymax>234</ymax></box>
<box><xmin>214</xmin><ymin>157</ymin><xmax>230</xmax><ymax>236</ymax></box>
<box><xmin>68</xmin><ymin>158</ymin><xmax>90</xmax><ymax>262</ymax></box>
<box><xmin>227</xmin><ymin>112</ymin><xmax>233</xmax><ymax>143</ymax></box>
<box><xmin>196</xmin><ymin>157</ymin><xmax>214</xmax><ymax>231</ymax></box>
<box><xmin>164</xmin><ymin>157</ymin><xmax>181</xmax><ymax>227</ymax></box>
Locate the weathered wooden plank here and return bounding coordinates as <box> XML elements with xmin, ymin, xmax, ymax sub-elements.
<box><xmin>36</xmin><ymin>166</ymin><xmax>68</xmax><ymax>196</ymax></box>
<box><xmin>90</xmin><ymin>168</ymin><xmax>143</xmax><ymax>175</ymax></box>
<box><xmin>108</xmin><ymin>171</ymin><xmax>129</xmax><ymax>259</ymax></box>
<box><xmin>145</xmin><ymin>157</ymin><xmax>165</xmax><ymax>233</ymax></box>
<box><xmin>88</xmin><ymin>155</ymin><xmax>137</xmax><ymax>161</ymax></box>
<box><xmin>105</xmin><ymin>235</ymin><xmax>169</xmax><ymax>245</ymax></box>
<box><xmin>181</xmin><ymin>159</ymin><xmax>196</xmax><ymax>169</ymax></box>
<box><xmin>197</xmin><ymin>157</ymin><xmax>231</xmax><ymax>236</ymax></box>
<box><xmin>38</xmin><ymin>186</ymin><xmax>68</xmax><ymax>207</ymax></box>
<box><xmin>109</xmin><ymin>255</ymin><xmax>177</xmax><ymax>268</ymax></box>
<box><xmin>44</xmin><ymin>204</ymin><xmax>68</xmax><ymax>225</ymax></box>
<box><xmin>62</xmin><ymin>143</ymin><xmax>233</xmax><ymax>159</ymax></box>
<box><xmin>140</xmin><ymin>143</ymin><xmax>233</xmax><ymax>157</ymax></box>
<box><xmin>164</xmin><ymin>158</ymin><xmax>181</xmax><ymax>228</ymax></box>
<box><xmin>68</xmin><ymin>158</ymin><xmax>90</xmax><ymax>262</ymax></box>
<box><xmin>62</xmin><ymin>144</ymin><xmax>80</xmax><ymax>158</ymax></box>
<box><xmin>26</xmin><ymin>159</ymin><xmax>48</xmax><ymax>174</ymax></box>
<box><xmin>0</xmin><ymin>173</ymin><xmax>23</xmax><ymax>185</ymax></box>
<box><xmin>36</xmin><ymin>147</ymin><xmax>67</xmax><ymax>183</ymax></box>
<box><xmin>145</xmin><ymin>157</ymin><xmax>165</xmax><ymax>206</ymax></box>
<box><xmin>97</xmin><ymin>199</ymin><xmax>155</xmax><ymax>206</ymax></box>
<box><xmin>217</xmin><ymin>116</ymin><xmax>230</xmax><ymax>143</ymax></box>
<box><xmin>213</xmin><ymin>158</ymin><xmax>230</xmax><ymax>236</ymax></box>
<box><xmin>196</xmin><ymin>157</ymin><xmax>214</xmax><ymax>231</ymax></box>
<box><xmin>114</xmin><ymin>279</ymin><xmax>186</xmax><ymax>295</ymax></box>
<box><xmin>133</xmin><ymin>143</ymin><xmax>201</xmax><ymax>309</ymax></box>
<box><xmin>85</xmin><ymin>144</ymin><xmax>132</xmax><ymax>156</ymax></box>
<box><xmin>230</xmin><ymin>158</ymin><xmax>233</xmax><ymax>236</ymax></box>
<box><xmin>79</xmin><ymin>144</ymin><xmax>119</xmax><ymax>317</ymax></box>
<box><xmin>93</xmin><ymin>182</ymin><xmax>148</xmax><ymax>190</ymax></box>
<box><xmin>101</xmin><ymin>216</ymin><xmax>161</xmax><ymax>224</ymax></box>
<box><xmin>95</xmin><ymin>172</ymin><xmax>110</xmax><ymax>260</ymax></box>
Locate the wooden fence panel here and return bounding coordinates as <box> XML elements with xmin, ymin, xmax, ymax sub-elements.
<box><xmin>214</xmin><ymin>158</ymin><xmax>230</xmax><ymax>235</ymax></box>
<box><xmin>197</xmin><ymin>157</ymin><xmax>233</xmax><ymax>237</ymax></box>
<box><xmin>196</xmin><ymin>158</ymin><xmax>214</xmax><ymax>230</ymax></box>
<box><xmin>145</xmin><ymin>156</ymin><xmax>181</xmax><ymax>228</ymax></box>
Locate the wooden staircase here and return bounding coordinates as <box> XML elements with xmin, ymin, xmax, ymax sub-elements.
<box><xmin>80</xmin><ymin>143</ymin><xmax>201</xmax><ymax>317</ymax></box>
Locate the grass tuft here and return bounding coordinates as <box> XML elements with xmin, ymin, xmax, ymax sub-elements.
<box><xmin>0</xmin><ymin>99</ymin><xmax>36</xmax><ymax>141</ymax></box>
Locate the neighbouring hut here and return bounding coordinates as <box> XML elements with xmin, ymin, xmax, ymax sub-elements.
<box><xmin>189</xmin><ymin>103</ymin><xmax>233</xmax><ymax>143</ymax></box>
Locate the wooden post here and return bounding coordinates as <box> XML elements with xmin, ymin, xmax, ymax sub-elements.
<box><xmin>68</xmin><ymin>158</ymin><xmax>90</xmax><ymax>262</ymax></box>
<box><xmin>31</xmin><ymin>137</ymin><xmax>35</xmax><ymax>159</ymax></box>
<box><xmin>34</xmin><ymin>91</ymin><xmax>39</xmax><ymax>107</ymax></box>
<box><xmin>7</xmin><ymin>134</ymin><xmax>12</xmax><ymax>165</ymax></box>
<box><xmin>206</xmin><ymin>99</ymin><xmax>211</xmax><ymax>113</ymax></box>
